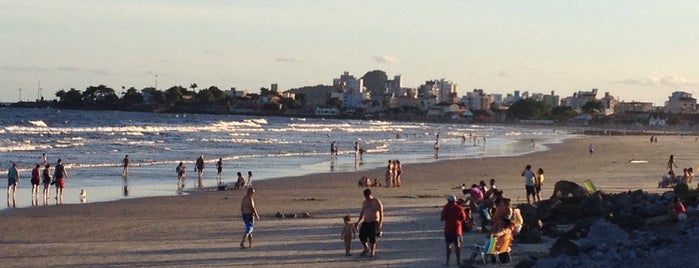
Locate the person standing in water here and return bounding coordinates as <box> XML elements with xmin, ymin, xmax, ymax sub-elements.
<box><xmin>216</xmin><ymin>158</ymin><xmax>223</xmax><ymax>185</ymax></box>
<box><xmin>195</xmin><ymin>155</ymin><xmax>205</xmax><ymax>188</ymax></box>
<box><xmin>53</xmin><ymin>159</ymin><xmax>69</xmax><ymax>204</ymax></box>
<box><xmin>122</xmin><ymin>155</ymin><xmax>130</xmax><ymax>177</ymax></box>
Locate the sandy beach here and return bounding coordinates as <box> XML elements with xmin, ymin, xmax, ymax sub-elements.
<box><xmin>0</xmin><ymin>135</ymin><xmax>694</xmax><ymax>267</ymax></box>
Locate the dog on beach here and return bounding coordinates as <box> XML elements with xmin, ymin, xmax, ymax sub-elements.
<box><xmin>80</xmin><ymin>189</ymin><xmax>87</xmax><ymax>203</ymax></box>
<box><xmin>550</xmin><ymin>180</ymin><xmax>589</xmax><ymax>199</ymax></box>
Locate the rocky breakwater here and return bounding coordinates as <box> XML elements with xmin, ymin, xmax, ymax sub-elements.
<box><xmin>512</xmin><ymin>180</ymin><xmax>699</xmax><ymax>268</ymax></box>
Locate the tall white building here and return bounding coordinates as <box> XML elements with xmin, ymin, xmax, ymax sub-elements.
<box><xmin>419</xmin><ymin>79</ymin><xmax>457</xmax><ymax>103</ymax></box>
<box><xmin>333</xmin><ymin>71</ymin><xmax>370</xmax><ymax>109</ymax></box>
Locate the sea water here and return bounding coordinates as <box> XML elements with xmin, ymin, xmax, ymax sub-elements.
<box><xmin>0</xmin><ymin>107</ymin><xmax>574</xmax><ymax>209</ymax></box>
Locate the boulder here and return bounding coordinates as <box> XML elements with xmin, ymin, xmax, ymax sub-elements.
<box><xmin>549</xmin><ymin>238</ymin><xmax>580</xmax><ymax>257</ymax></box>
<box><xmin>551</xmin><ymin>180</ymin><xmax>589</xmax><ymax>199</ymax></box>
<box><xmin>517</xmin><ymin>227</ymin><xmax>543</xmax><ymax>244</ymax></box>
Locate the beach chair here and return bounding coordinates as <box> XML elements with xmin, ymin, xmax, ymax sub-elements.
<box><xmin>474</xmin><ymin>235</ymin><xmax>511</xmax><ymax>264</ymax></box>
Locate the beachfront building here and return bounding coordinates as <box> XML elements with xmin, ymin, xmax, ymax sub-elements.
<box><xmin>460</xmin><ymin>89</ymin><xmax>494</xmax><ymax>111</ymax></box>
<box><xmin>615</xmin><ymin>101</ymin><xmax>655</xmax><ymax>113</ymax></box>
<box><xmin>562</xmin><ymin>88</ymin><xmax>598</xmax><ymax>111</ymax></box>
<box><xmin>418</xmin><ymin>79</ymin><xmax>458</xmax><ymax>104</ymax></box>
<box><xmin>386</xmin><ymin>75</ymin><xmax>404</xmax><ymax>97</ymax></box>
<box><xmin>598</xmin><ymin>92</ymin><xmax>618</xmax><ymax>115</ymax></box>
<box><xmin>542</xmin><ymin>91</ymin><xmax>561</xmax><ymax>107</ymax></box>
<box><xmin>664</xmin><ymin>91</ymin><xmax>697</xmax><ymax>114</ymax></box>
<box><xmin>333</xmin><ymin>71</ymin><xmax>371</xmax><ymax>109</ymax></box>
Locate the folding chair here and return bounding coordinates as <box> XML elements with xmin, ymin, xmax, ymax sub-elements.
<box><xmin>474</xmin><ymin>235</ymin><xmax>511</xmax><ymax>264</ymax></box>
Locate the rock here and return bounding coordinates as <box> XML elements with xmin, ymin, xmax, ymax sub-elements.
<box><xmin>302</xmin><ymin>212</ymin><xmax>311</xmax><ymax>218</ymax></box>
<box><xmin>549</xmin><ymin>238</ymin><xmax>580</xmax><ymax>257</ymax></box>
<box><xmin>551</xmin><ymin>180</ymin><xmax>589</xmax><ymax>199</ymax></box>
<box><xmin>517</xmin><ymin>227</ymin><xmax>542</xmax><ymax>244</ymax></box>
<box><xmin>275</xmin><ymin>212</ymin><xmax>284</xmax><ymax>218</ymax></box>
<box><xmin>584</xmin><ymin>218</ymin><xmax>629</xmax><ymax>246</ymax></box>
<box><xmin>533</xmin><ymin>199</ymin><xmax>559</xmax><ymax>221</ymax></box>
<box><xmin>514</xmin><ymin>258</ymin><xmax>537</xmax><ymax>268</ymax></box>
<box><xmin>579</xmin><ymin>193</ymin><xmax>606</xmax><ymax>218</ymax></box>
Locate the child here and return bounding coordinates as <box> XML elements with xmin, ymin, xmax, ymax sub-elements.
<box><xmin>341</xmin><ymin>215</ymin><xmax>356</xmax><ymax>256</ymax></box>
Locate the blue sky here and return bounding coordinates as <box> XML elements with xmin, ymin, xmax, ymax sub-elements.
<box><xmin>2</xmin><ymin>0</ymin><xmax>698</xmax><ymax>105</ymax></box>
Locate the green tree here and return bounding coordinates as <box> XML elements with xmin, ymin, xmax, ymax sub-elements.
<box><xmin>83</xmin><ymin>85</ymin><xmax>118</xmax><ymax>108</ymax></box>
<box><xmin>121</xmin><ymin>87</ymin><xmax>144</xmax><ymax>106</ymax></box>
<box><xmin>506</xmin><ymin>99</ymin><xmax>551</xmax><ymax>121</ymax></box>
<box><xmin>550</xmin><ymin>105</ymin><xmax>577</xmax><ymax>122</ymax></box>
<box><xmin>260</xmin><ymin>87</ymin><xmax>270</xmax><ymax>96</ymax></box>
<box><xmin>362</xmin><ymin>70</ymin><xmax>388</xmax><ymax>97</ymax></box>
<box><xmin>581</xmin><ymin>100</ymin><xmax>606</xmax><ymax>115</ymax></box>
<box><xmin>56</xmin><ymin>88</ymin><xmax>83</xmax><ymax>107</ymax></box>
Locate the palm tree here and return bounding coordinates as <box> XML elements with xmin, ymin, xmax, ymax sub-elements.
<box><xmin>190</xmin><ymin>83</ymin><xmax>198</xmax><ymax>93</ymax></box>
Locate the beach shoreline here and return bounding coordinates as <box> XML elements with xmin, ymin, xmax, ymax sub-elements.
<box><xmin>0</xmin><ymin>135</ymin><xmax>695</xmax><ymax>267</ymax></box>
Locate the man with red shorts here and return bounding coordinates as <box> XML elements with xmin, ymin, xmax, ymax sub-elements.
<box><xmin>53</xmin><ymin>159</ymin><xmax>69</xmax><ymax>204</ymax></box>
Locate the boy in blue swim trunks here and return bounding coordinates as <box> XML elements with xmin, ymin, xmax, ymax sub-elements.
<box><xmin>240</xmin><ymin>188</ymin><xmax>260</xmax><ymax>248</ymax></box>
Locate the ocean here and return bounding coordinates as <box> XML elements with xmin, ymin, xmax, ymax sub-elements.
<box><xmin>0</xmin><ymin>107</ymin><xmax>574</xmax><ymax>209</ymax></box>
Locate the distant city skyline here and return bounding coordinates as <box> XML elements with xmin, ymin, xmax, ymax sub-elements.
<box><xmin>2</xmin><ymin>1</ymin><xmax>698</xmax><ymax>105</ymax></box>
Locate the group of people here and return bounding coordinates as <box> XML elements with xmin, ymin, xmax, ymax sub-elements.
<box><xmin>384</xmin><ymin>159</ymin><xmax>402</xmax><ymax>187</ymax></box>
<box><xmin>330</xmin><ymin>141</ymin><xmax>366</xmax><ymax>159</ymax></box>
<box><xmin>339</xmin><ymin>188</ymin><xmax>384</xmax><ymax>257</ymax></box>
<box><xmin>660</xmin><ymin>154</ymin><xmax>695</xmax><ymax>188</ymax></box>
<box><xmin>521</xmin><ymin>165</ymin><xmax>545</xmax><ymax>204</ymax></box>
<box><xmin>444</xmin><ymin>178</ymin><xmax>523</xmax><ymax>265</ymax></box>
<box><xmin>174</xmin><ymin>155</ymin><xmax>253</xmax><ymax>191</ymax></box>
<box><xmin>7</xmin><ymin>155</ymin><xmax>69</xmax><ymax>206</ymax></box>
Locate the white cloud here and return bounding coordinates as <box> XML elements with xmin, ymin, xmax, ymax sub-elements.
<box><xmin>373</xmin><ymin>55</ymin><xmax>399</xmax><ymax>64</ymax></box>
<box><xmin>276</xmin><ymin>57</ymin><xmax>304</xmax><ymax>63</ymax></box>
<box><xmin>615</xmin><ymin>75</ymin><xmax>698</xmax><ymax>88</ymax></box>
<box><xmin>56</xmin><ymin>66</ymin><xmax>109</xmax><ymax>75</ymax></box>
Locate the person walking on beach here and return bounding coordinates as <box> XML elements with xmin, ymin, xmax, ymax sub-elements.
<box><xmin>668</xmin><ymin>155</ymin><xmax>678</xmax><ymax>173</ymax></box>
<box><xmin>40</xmin><ymin>153</ymin><xmax>48</xmax><ymax>166</ymax></box>
<box><xmin>122</xmin><ymin>155</ymin><xmax>129</xmax><ymax>177</ymax></box>
<box><xmin>176</xmin><ymin>162</ymin><xmax>186</xmax><ymax>190</ymax></box>
<box><xmin>216</xmin><ymin>158</ymin><xmax>223</xmax><ymax>185</ymax></box>
<box><xmin>247</xmin><ymin>171</ymin><xmax>253</xmax><ymax>188</ymax></box>
<box><xmin>42</xmin><ymin>164</ymin><xmax>52</xmax><ymax>203</ymax></box>
<box><xmin>195</xmin><ymin>155</ymin><xmax>205</xmax><ymax>188</ymax></box>
<box><xmin>521</xmin><ymin>165</ymin><xmax>536</xmax><ymax>204</ymax></box>
<box><xmin>355</xmin><ymin>188</ymin><xmax>384</xmax><ymax>257</ymax></box>
<box><xmin>588</xmin><ymin>144</ymin><xmax>595</xmax><ymax>158</ymax></box>
<box><xmin>341</xmin><ymin>215</ymin><xmax>356</xmax><ymax>256</ymax></box>
<box><xmin>53</xmin><ymin>159</ymin><xmax>69</xmax><ymax>204</ymax></box>
<box><xmin>441</xmin><ymin>194</ymin><xmax>466</xmax><ymax>266</ymax></box>
<box><xmin>31</xmin><ymin>164</ymin><xmax>41</xmax><ymax>206</ymax></box>
<box><xmin>240</xmin><ymin>187</ymin><xmax>260</xmax><ymax>249</ymax></box>
<box><xmin>7</xmin><ymin>162</ymin><xmax>20</xmax><ymax>202</ymax></box>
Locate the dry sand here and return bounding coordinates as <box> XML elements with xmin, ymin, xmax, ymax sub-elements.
<box><xmin>0</xmin><ymin>135</ymin><xmax>695</xmax><ymax>267</ymax></box>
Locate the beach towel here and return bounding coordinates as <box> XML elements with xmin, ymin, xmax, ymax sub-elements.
<box><xmin>583</xmin><ymin>179</ymin><xmax>597</xmax><ymax>193</ymax></box>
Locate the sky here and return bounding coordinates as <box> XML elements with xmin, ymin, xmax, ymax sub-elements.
<box><xmin>2</xmin><ymin>0</ymin><xmax>698</xmax><ymax>105</ymax></box>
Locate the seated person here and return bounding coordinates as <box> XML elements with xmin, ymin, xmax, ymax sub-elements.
<box><xmin>468</xmin><ymin>218</ymin><xmax>514</xmax><ymax>264</ymax></box>
<box><xmin>668</xmin><ymin>196</ymin><xmax>686</xmax><ymax>222</ymax></box>
<box><xmin>490</xmin><ymin>198</ymin><xmax>512</xmax><ymax>231</ymax></box>
<box><xmin>371</xmin><ymin>178</ymin><xmax>382</xmax><ymax>187</ymax></box>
